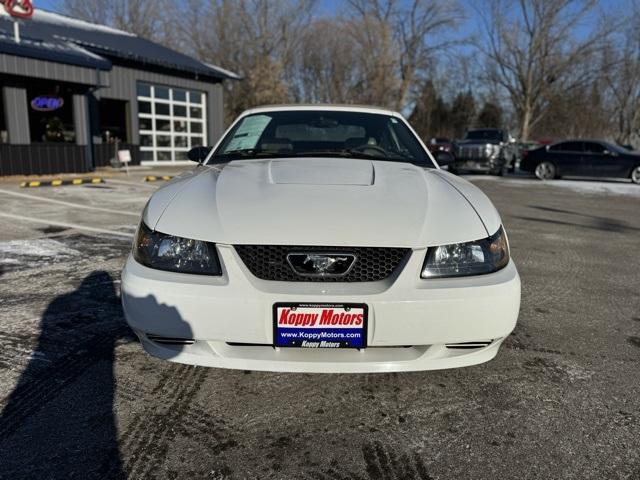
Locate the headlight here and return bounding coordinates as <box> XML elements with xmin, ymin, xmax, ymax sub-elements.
<box><xmin>133</xmin><ymin>222</ymin><xmax>222</xmax><ymax>275</ymax></box>
<box><xmin>485</xmin><ymin>144</ymin><xmax>499</xmax><ymax>156</ymax></box>
<box><xmin>421</xmin><ymin>226</ymin><xmax>509</xmax><ymax>278</ymax></box>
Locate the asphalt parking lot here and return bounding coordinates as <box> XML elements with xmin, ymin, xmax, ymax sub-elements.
<box><xmin>0</xmin><ymin>169</ymin><xmax>639</xmax><ymax>480</ymax></box>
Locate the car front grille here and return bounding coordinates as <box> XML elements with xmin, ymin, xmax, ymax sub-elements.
<box><xmin>457</xmin><ymin>145</ymin><xmax>487</xmax><ymax>160</ymax></box>
<box><xmin>234</xmin><ymin>245</ymin><xmax>411</xmax><ymax>282</ymax></box>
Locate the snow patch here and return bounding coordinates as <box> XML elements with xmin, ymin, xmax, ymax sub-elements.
<box><xmin>468</xmin><ymin>176</ymin><xmax>640</xmax><ymax>197</ymax></box>
<box><xmin>0</xmin><ymin>239</ymin><xmax>81</xmax><ymax>258</ymax></box>
<box><xmin>545</xmin><ymin>179</ymin><xmax>640</xmax><ymax>197</ymax></box>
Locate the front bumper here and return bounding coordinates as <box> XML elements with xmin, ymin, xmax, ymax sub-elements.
<box><xmin>121</xmin><ymin>245</ymin><xmax>521</xmax><ymax>373</ymax></box>
<box><xmin>453</xmin><ymin>159</ymin><xmax>500</xmax><ymax>172</ymax></box>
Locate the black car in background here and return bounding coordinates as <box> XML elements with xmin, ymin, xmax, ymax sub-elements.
<box><xmin>521</xmin><ymin>140</ymin><xmax>640</xmax><ymax>184</ymax></box>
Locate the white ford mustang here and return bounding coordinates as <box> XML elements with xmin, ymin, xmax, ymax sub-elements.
<box><xmin>122</xmin><ymin>105</ymin><xmax>520</xmax><ymax>373</ymax></box>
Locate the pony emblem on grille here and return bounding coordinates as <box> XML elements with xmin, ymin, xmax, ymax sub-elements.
<box><xmin>287</xmin><ymin>253</ymin><xmax>356</xmax><ymax>276</ymax></box>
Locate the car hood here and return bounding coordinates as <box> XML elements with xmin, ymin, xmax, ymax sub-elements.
<box><xmin>147</xmin><ymin>158</ymin><xmax>496</xmax><ymax>248</ymax></box>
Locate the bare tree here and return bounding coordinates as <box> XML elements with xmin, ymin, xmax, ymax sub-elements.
<box><xmin>293</xmin><ymin>19</ymin><xmax>360</xmax><ymax>104</ymax></box>
<box><xmin>603</xmin><ymin>4</ymin><xmax>640</xmax><ymax>146</ymax></box>
<box><xmin>62</xmin><ymin>0</ymin><xmax>166</xmax><ymax>40</ymax></box>
<box><xmin>477</xmin><ymin>0</ymin><xmax>618</xmax><ymax>140</ymax></box>
<box><xmin>345</xmin><ymin>0</ymin><xmax>462</xmax><ymax>111</ymax></box>
<box><xmin>165</xmin><ymin>0</ymin><xmax>316</xmax><ymax>121</ymax></box>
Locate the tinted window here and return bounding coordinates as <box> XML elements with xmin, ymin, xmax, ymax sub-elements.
<box><xmin>212</xmin><ymin>111</ymin><xmax>432</xmax><ymax>166</ymax></box>
<box><xmin>173</xmin><ymin>89</ymin><xmax>187</xmax><ymax>102</ymax></box>
<box><xmin>156</xmin><ymin>103</ymin><xmax>170</xmax><ymax>116</ymax></box>
<box><xmin>583</xmin><ymin>142</ymin><xmax>606</xmax><ymax>154</ymax></box>
<box><xmin>155</xmin><ymin>87</ymin><xmax>170</xmax><ymax>100</ymax></box>
<box><xmin>137</xmin><ymin>83</ymin><xmax>151</xmax><ymax>97</ymax></box>
<box><xmin>551</xmin><ymin>142</ymin><xmax>583</xmax><ymax>152</ymax></box>
<box><xmin>138</xmin><ymin>101</ymin><xmax>151</xmax><ymax>114</ymax></box>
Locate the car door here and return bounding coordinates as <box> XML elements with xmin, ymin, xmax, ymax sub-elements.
<box><xmin>547</xmin><ymin>141</ymin><xmax>586</xmax><ymax>176</ymax></box>
<box><xmin>582</xmin><ymin>141</ymin><xmax>620</xmax><ymax>178</ymax></box>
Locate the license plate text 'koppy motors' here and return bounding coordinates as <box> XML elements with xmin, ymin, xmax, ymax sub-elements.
<box><xmin>278</xmin><ymin>307</ymin><xmax>364</xmax><ymax>327</ymax></box>
<box><xmin>274</xmin><ymin>305</ymin><xmax>366</xmax><ymax>348</ymax></box>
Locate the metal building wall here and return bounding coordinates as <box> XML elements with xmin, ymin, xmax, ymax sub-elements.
<box><xmin>2</xmin><ymin>86</ymin><xmax>30</xmax><ymax>144</ymax></box>
<box><xmin>0</xmin><ymin>53</ymin><xmax>109</xmax><ymax>87</ymax></box>
<box><xmin>98</xmin><ymin>65</ymin><xmax>225</xmax><ymax>145</ymax></box>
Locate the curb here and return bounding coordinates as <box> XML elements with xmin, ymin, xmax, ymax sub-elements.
<box><xmin>20</xmin><ymin>178</ymin><xmax>105</xmax><ymax>188</ymax></box>
<box><xmin>144</xmin><ymin>176</ymin><xmax>174</xmax><ymax>182</ymax></box>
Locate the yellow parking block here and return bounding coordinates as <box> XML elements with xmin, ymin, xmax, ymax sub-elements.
<box><xmin>144</xmin><ymin>175</ymin><xmax>174</xmax><ymax>182</ymax></box>
<box><xmin>19</xmin><ymin>177</ymin><xmax>105</xmax><ymax>188</ymax></box>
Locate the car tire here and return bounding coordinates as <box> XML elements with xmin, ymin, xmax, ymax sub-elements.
<box><xmin>535</xmin><ymin>161</ymin><xmax>556</xmax><ymax>180</ymax></box>
<box><xmin>490</xmin><ymin>164</ymin><xmax>505</xmax><ymax>176</ymax></box>
<box><xmin>631</xmin><ymin>165</ymin><xmax>640</xmax><ymax>184</ymax></box>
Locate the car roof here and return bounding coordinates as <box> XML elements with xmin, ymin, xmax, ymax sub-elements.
<box><xmin>241</xmin><ymin>104</ymin><xmax>402</xmax><ymax>118</ymax></box>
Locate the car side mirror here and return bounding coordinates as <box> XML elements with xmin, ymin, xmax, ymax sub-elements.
<box><xmin>434</xmin><ymin>151</ymin><xmax>454</xmax><ymax>166</ymax></box>
<box><xmin>187</xmin><ymin>146</ymin><xmax>212</xmax><ymax>163</ymax></box>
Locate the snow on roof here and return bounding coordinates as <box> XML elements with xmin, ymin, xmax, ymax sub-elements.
<box><xmin>0</xmin><ymin>8</ymin><xmax>239</xmax><ymax>81</ymax></box>
<box><xmin>29</xmin><ymin>9</ymin><xmax>136</xmax><ymax>37</ymax></box>
<box><xmin>204</xmin><ymin>62</ymin><xmax>243</xmax><ymax>80</ymax></box>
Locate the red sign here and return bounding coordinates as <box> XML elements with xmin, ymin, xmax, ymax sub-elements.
<box><xmin>2</xmin><ymin>0</ymin><xmax>34</xmax><ymax>18</ymax></box>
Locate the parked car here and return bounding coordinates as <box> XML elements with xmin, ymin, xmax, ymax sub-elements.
<box><xmin>520</xmin><ymin>139</ymin><xmax>640</xmax><ymax>184</ymax></box>
<box><xmin>121</xmin><ymin>105</ymin><xmax>520</xmax><ymax>373</ymax></box>
<box><xmin>428</xmin><ymin>137</ymin><xmax>452</xmax><ymax>153</ymax></box>
<box><xmin>450</xmin><ymin>128</ymin><xmax>518</xmax><ymax>175</ymax></box>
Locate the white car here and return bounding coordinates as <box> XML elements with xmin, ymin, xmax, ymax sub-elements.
<box><xmin>122</xmin><ymin>105</ymin><xmax>520</xmax><ymax>373</ymax></box>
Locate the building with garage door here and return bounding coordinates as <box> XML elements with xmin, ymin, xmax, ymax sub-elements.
<box><xmin>0</xmin><ymin>7</ymin><xmax>239</xmax><ymax>176</ymax></box>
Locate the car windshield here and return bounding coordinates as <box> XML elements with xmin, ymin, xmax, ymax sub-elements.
<box><xmin>603</xmin><ymin>141</ymin><xmax>630</xmax><ymax>154</ymax></box>
<box><xmin>464</xmin><ymin>130</ymin><xmax>503</xmax><ymax>141</ymax></box>
<box><xmin>210</xmin><ymin>110</ymin><xmax>433</xmax><ymax>166</ymax></box>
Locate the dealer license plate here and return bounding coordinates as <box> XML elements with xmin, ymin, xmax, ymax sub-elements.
<box><xmin>273</xmin><ymin>303</ymin><xmax>367</xmax><ymax>349</ymax></box>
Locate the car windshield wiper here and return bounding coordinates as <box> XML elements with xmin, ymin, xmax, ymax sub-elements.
<box><xmin>296</xmin><ymin>149</ymin><xmax>412</xmax><ymax>162</ymax></box>
<box><xmin>345</xmin><ymin>149</ymin><xmax>415</xmax><ymax>162</ymax></box>
<box><xmin>293</xmin><ymin>150</ymin><xmax>355</xmax><ymax>158</ymax></box>
<box><xmin>209</xmin><ymin>149</ymin><xmax>298</xmax><ymax>161</ymax></box>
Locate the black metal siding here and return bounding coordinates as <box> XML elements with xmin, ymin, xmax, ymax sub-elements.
<box><xmin>0</xmin><ymin>144</ymin><xmax>90</xmax><ymax>175</ymax></box>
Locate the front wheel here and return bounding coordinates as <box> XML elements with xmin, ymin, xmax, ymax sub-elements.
<box><xmin>631</xmin><ymin>165</ymin><xmax>640</xmax><ymax>184</ymax></box>
<box><xmin>490</xmin><ymin>164</ymin><xmax>505</xmax><ymax>176</ymax></box>
<box><xmin>535</xmin><ymin>161</ymin><xmax>556</xmax><ymax>180</ymax></box>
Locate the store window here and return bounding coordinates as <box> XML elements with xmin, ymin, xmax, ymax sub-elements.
<box><xmin>137</xmin><ymin>82</ymin><xmax>207</xmax><ymax>162</ymax></box>
<box><xmin>27</xmin><ymin>84</ymin><xmax>75</xmax><ymax>143</ymax></box>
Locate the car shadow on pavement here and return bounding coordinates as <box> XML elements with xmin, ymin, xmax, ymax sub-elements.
<box><xmin>0</xmin><ymin>271</ymin><xmax>129</xmax><ymax>479</ymax></box>
<box><xmin>526</xmin><ymin>205</ymin><xmax>640</xmax><ymax>233</ymax></box>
